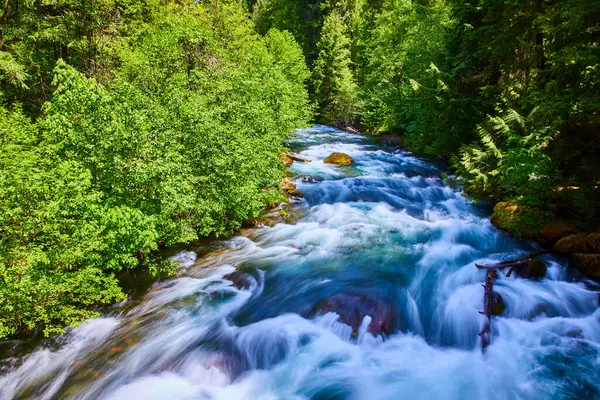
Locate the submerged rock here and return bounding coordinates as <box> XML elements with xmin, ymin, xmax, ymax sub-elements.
<box><xmin>314</xmin><ymin>293</ymin><xmax>396</xmax><ymax>336</ymax></box>
<box><xmin>300</xmin><ymin>175</ymin><xmax>324</xmax><ymax>183</ymax></box>
<box><xmin>553</xmin><ymin>234</ymin><xmax>592</xmax><ymax>253</ymax></box>
<box><xmin>324</xmin><ymin>152</ymin><xmax>354</xmax><ymax>166</ymax></box>
<box><xmin>515</xmin><ymin>259</ymin><xmax>547</xmax><ymax>279</ymax></box>
<box><xmin>223</xmin><ymin>271</ymin><xmax>254</xmax><ymax>290</ymax></box>
<box><xmin>571</xmin><ymin>253</ymin><xmax>600</xmax><ymax>280</ymax></box>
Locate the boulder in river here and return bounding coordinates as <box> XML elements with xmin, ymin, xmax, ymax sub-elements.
<box><xmin>314</xmin><ymin>293</ymin><xmax>396</xmax><ymax>336</ymax></box>
<box><xmin>381</xmin><ymin>134</ymin><xmax>402</xmax><ymax>146</ymax></box>
<box><xmin>515</xmin><ymin>258</ymin><xmax>547</xmax><ymax>279</ymax></box>
<box><xmin>324</xmin><ymin>152</ymin><xmax>354</xmax><ymax>166</ymax></box>
<box><xmin>300</xmin><ymin>175</ymin><xmax>324</xmax><ymax>183</ymax></box>
<box><xmin>571</xmin><ymin>253</ymin><xmax>600</xmax><ymax>280</ymax></box>
<box><xmin>491</xmin><ymin>292</ymin><xmax>505</xmax><ymax>316</ymax></box>
<box><xmin>223</xmin><ymin>271</ymin><xmax>254</xmax><ymax>290</ymax></box>
<box><xmin>553</xmin><ymin>233</ymin><xmax>592</xmax><ymax>253</ymax></box>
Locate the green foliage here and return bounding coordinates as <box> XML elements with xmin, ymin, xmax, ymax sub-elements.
<box><xmin>0</xmin><ymin>105</ymin><xmax>126</xmax><ymax>337</ymax></box>
<box><xmin>251</xmin><ymin>0</ymin><xmax>600</xmax><ymax>226</ymax></box>
<box><xmin>312</xmin><ymin>11</ymin><xmax>361</xmax><ymax>125</ymax></box>
<box><xmin>449</xmin><ymin>0</ymin><xmax>600</xmax><ymax>218</ymax></box>
<box><xmin>361</xmin><ymin>0</ymin><xmax>456</xmax><ymax>152</ymax></box>
<box><xmin>454</xmin><ymin>108</ymin><xmax>552</xmax><ymax>205</ymax></box>
<box><xmin>0</xmin><ymin>0</ymin><xmax>311</xmax><ymax>338</ymax></box>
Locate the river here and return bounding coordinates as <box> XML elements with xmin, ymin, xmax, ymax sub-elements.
<box><xmin>1</xmin><ymin>125</ymin><xmax>599</xmax><ymax>399</ymax></box>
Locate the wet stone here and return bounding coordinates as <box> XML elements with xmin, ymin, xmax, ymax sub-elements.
<box><xmin>553</xmin><ymin>234</ymin><xmax>592</xmax><ymax>253</ymax></box>
<box><xmin>223</xmin><ymin>271</ymin><xmax>254</xmax><ymax>290</ymax></box>
<box><xmin>313</xmin><ymin>293</ymin><xmax>396</xmax><ymax>336</ymax></box>
<box><xmin>300</xmin><ymin>176</ymin><xmax>324</xmax><ymax>183</ymax></box>
<box><xmin>515</xmin><ymin>259</ymin><xmax>547</xmax><ymax>279</ymax></box>
<box><xmin>586</xmin><ymin>233</ymin><xmax>600</xmax><ymax>253</ymax></box>
<box><xmin>491</xmin><ymin>292</ymin><xmax>505</xmax><ymax>316</ymax></box>
<box><xmin>571</xmin><ymin>253</ymin><xmax>600</xmax><ymax>280</ymax></box>
<box><xmin>324</xmin><ymin>152</ymin><xmax>354</xmax><ymax>166</ymax></box>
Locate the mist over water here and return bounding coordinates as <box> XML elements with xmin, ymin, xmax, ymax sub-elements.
<box><xmin>2</xmin><ymin>125</ymin><xmax>599</xmax><ymax>400</ymax></box>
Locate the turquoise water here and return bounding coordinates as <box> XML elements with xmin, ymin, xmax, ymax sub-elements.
<box><xmin>1</xmin><ymin>126</ymin><xmax>599</xmax><ymax>399</ymax></box>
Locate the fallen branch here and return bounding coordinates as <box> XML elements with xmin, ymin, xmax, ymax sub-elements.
<box><xmin>478</xmin><ymin>269</ymin><xmax>497</xmax><ymax>350</ymax></box>
<box><xmin>475</xmin><ymin>249</ymin><xmax>553</xmax><ymax>277</ymax></box>
<box><xmin>476</xmin><ymin>248</ymin><xmax>554</xmax><ymax>351</ymax></box>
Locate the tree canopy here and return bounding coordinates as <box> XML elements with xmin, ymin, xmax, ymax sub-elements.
<box><xmin>0</xmin><ymin>0</ymin><xmax>311</xmax><ymax>338</ymax></box>
<box><xmin>253</xmin><ymin>0</ymin><xmax>600</xmax><ymax>227</ymax></box>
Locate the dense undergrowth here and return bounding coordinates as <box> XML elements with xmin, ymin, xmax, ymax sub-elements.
<box><xmin>0</xmin><ymin>0</ymin><xmax>311</xmax><ymax>337</ymax></box>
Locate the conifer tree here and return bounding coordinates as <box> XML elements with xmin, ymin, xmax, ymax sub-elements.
<box><xmin>312</xmin><ymin>11</ymin><xmax>361</xmax><ymax>126</ymax></box>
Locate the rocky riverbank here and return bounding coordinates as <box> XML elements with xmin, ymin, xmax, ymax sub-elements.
<box><xmin>491</xmin><ymin>201</ymin><xmax>600</xmax><ymax>280</ymax></box>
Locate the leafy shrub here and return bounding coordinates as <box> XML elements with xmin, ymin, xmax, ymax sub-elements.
<box><xmin>0</xmin><ymin>0</ymin><xmax>311</xmax><ymax>338</ymax></box>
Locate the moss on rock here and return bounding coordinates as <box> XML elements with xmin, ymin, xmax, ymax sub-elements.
<box><xmin>553</xmin><ymin>234</ymin><xmax>592</xmax><ymax>253</ymax></box>
<box><xmin>324</xmin><ymin>152</ymin><xmax>354</xmax><ymax>165</ymax></box>
<box><xmin>490</xmin><ymin>202</ymin><xmax>544</xmax><ymax>240</ymax></box>
<box><xmin>571</xmin><ymin>254</ymin><xmax>600</xmax><ymax>280</ymax></box>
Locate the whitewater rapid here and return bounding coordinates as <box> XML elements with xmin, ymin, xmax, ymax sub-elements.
<box><xmin>1</xmin><ymin>125</ymin><xmax>599</xmax><ymax>399</ymax></box>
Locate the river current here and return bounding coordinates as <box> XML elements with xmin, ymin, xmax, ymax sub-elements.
<box><xmin>1</xmin><ymin>125</ymin><xmax>599</xmax><ymax>399</ymax></box>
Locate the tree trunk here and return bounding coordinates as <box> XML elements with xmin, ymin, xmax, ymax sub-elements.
<box><xmin>0</xmin><ymin>0</ymin><xmax>10</xmax><ymax>50</ymax></box>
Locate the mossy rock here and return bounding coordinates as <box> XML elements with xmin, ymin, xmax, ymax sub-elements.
<box><xmin>490</xmin><ymin>202</ymin><xmax>581</xmax><ymax>244</ymax></box>
<box><xmin>324</xmin><ymin>152</ymin><xmax>354</xmax><ymax>165</ymax></box>
<box><xmin>571</xmin><ymin>253</ymin><xmax>600</xmax><ymax>280</ymax></box>
<box><xmin>515</xmin><ymin>258</ymin><xmax>547</xmax><ymax>279</ymax></box>
<box><xmin>540</xmin><ymin>220</ymin><xmax>580</xmax><ymax>243</ymax></box>
<box><xmin>553</xmin><ymin>233</ymin><xmax>592</xmax><ymax>253</ymax></box>
<box><xmin>490</xmin><ymin>202</ymin><xmax>544</xmax><ymax>240</ymax></box>
<box><xmin>586</xmin><ymin>233</ymin><xmax>600</xmax><ymax>253</ymax></box>
<box><xmin>491</xmin><ymin>292</ymin><xmax>505</xmax><ymax>316</ymax></box>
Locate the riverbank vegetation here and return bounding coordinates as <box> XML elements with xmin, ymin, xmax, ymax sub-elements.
<box><xmin>1</xmin><ymin>0</ymin><xmax>598</xmax><ymax>338</ymax></box>
<box><xmin>251</xmin><ymin>0</ymin><xmax>600</xmax><ymax>234</ymax></box>
<box><xmin>0</xmin><ymin>0</ymin><xmax>311</xmax><ymax>337</ymax></box>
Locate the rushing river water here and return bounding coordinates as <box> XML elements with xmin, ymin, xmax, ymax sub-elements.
<box><xmin>2</xmin><ymin>125</ymin><xmax>600</xmax><ymax>400</ymax></box>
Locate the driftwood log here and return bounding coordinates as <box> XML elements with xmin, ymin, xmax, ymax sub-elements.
<box><xmin>282</xmin><ymin>153</ymin><xmax>312</xmax><ymax>163</ymax></box>
<box><xmin>478</xmin><ymin>269</ymin><xmax>498</xmax><ymax>349</ymax></box>
<box><xmin>476</xmin><ymin>250</ymin><xmax>552</xmax><ymax>278</ymax></box>
<box><xmin>475</xmin><ymin>249</ymin><xmax>554</xmax><ymax>351</ymax></box>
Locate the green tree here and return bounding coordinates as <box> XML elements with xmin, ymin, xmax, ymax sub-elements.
<box><xmin>312</xmin><ymin>11</ymin><xmax>361</xmax><ymax>125</ymax></box>
<box><xmin>0</xmin><ymin>0</ymin><xmax>312</xmax><ymax>338</ymax></box>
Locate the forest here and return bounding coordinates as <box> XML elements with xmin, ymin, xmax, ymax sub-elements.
<box><xmin>0</xmin><ymin>0</ymin><xmax>599</xmax><ymax>339</ymax></box>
